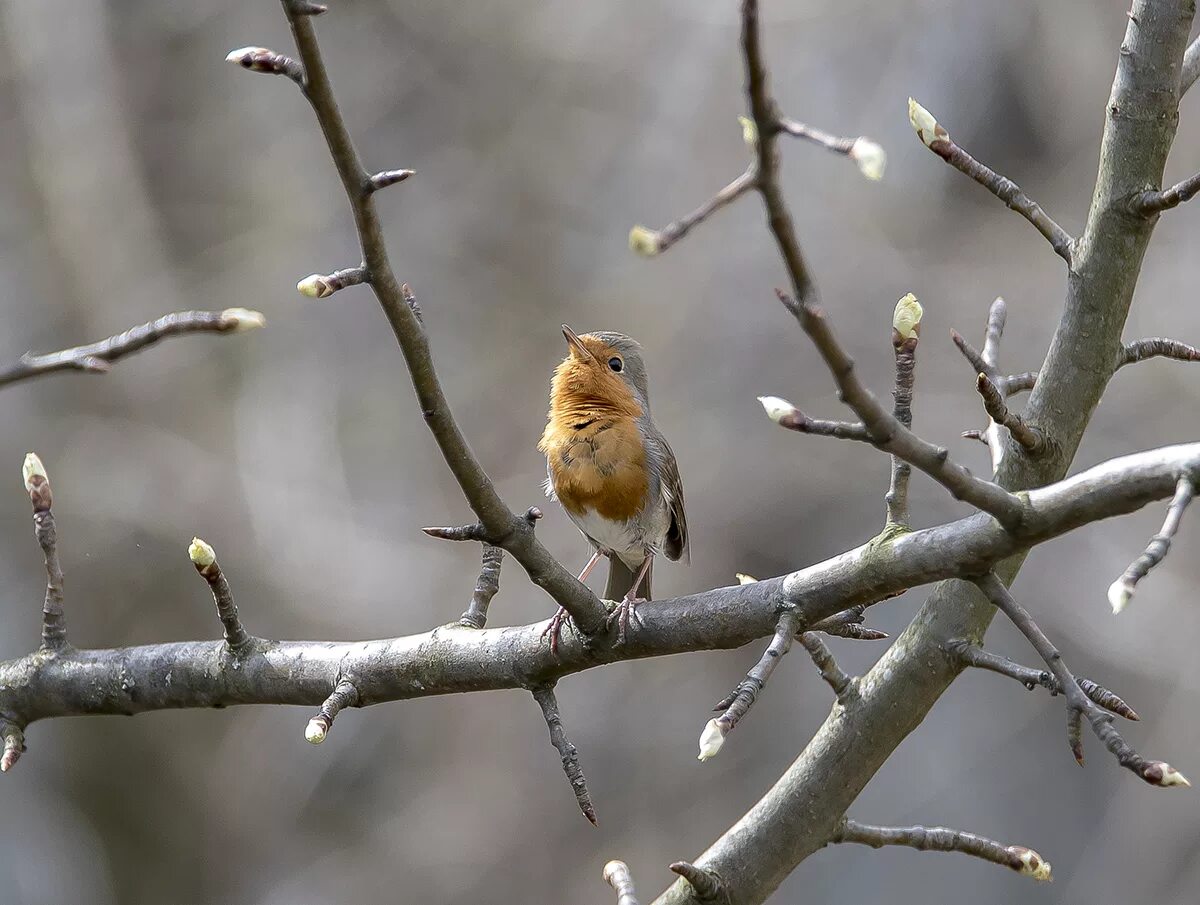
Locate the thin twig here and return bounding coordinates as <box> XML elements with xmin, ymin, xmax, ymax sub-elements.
<box><xmin>972</xmin><ymin>573</ymin><xmax>1187</xmax><ymax>787</ymax></box>
<box><xmin>532</xmin><ymin>684</ymin><xmax>597</xmax><ymax>825</ymax></box>
<box><xmin>1108</xmin><ymin>476</ymin><xmax>1195</xmax><ymax>614</ymax></box>
<box><xmin>981</xmin><ymin>297</ymin><xmax>1007</xmax><ymax>371</ymax></box>
<box><xmin>630</xmin><ymin>168</ymin><xmax>757</xmax><ymax>256</ymax></box>
<box><xmin>702</xmin><ymin>611</ymin><xmax>802</xmax><ymax>760</ymax></box>
<box><xmin>603</xmin><ymin>861</ymin><xmax>640</xmax><ymax>905</ymax></box>
<box><xmin>22</xmin><ymin>455</ymin><xmax>67</xmax><ymax>651</ymax></box>
<box><xmin>909</xmin><ymin>100</ymin><xmax>1074</xmax><ymax>264</ymax></box>
<box><xmin>798</xmin><ymin>632</ymin><xmax>855</xmax><ymax>702</ymax></box>
<box><xmin>273</xmin><ymin>0</ymin><xmax>607</xmax><ymax>635</ymax></box>
<box><xmin>886</xmin><ymin>320</ymin><xmax>919</xmax><ymax>528</ymax></box>
<box><xmin>668</xmin><ymin>862</ymin><xmax>728</xmax><ymax>904</ymax></box>
<box><xmin>0</xmin><ymin>309</ymin><xmax>264</xmax><ymax>389</ymax></box>
<box><xmin>975</xmin><ymin>374</ymin><xmax>1046</xmax><ymax>455</ymax></box>
<box><xmin>947</xmin><ymin>640</ymin><xmax>1139</xmax><ymax>720</ymax></box>
<box><xmin>777</xmin><ymin>118</ymin><xmax>854</xmax><ymax>154</ymax></box>
<box><xmin>950</xmin><ymin>329</ymin><xmax>990</xmax><ymax>379</ymax></box>
<box><xmin>304</xmin><ymin>680</ymin><xmax>359</xmax><ymax>744</ymax></box>
<box><xmin>774</xmin><ymin>289</ymin><xmax>1028</xmax><ymax>530</ymax></box>
<box><xmin>1117</xmin><ymin>337</ymin><xmax>1200</xmax><ymax>369</ymax></box>
<box><xmin>188</xmin><ymin>538</ymin><xmax>252</xmax><ymax>653</ymax></box>
<box><xmin>756</xmin><ymin>398</ymin><xmax>869</xmax><ymax>440</ymax></box>
<box><xmin>1130</xmin><ymin>172</ymin><xmax>1200</xmax><ymax>215</ymax></box>
<box><xmin>459</xmin><ymin>545</ymin><xmax>503</xmax><ymax>629</ymax></box>
<box><xmin>810</xmin><ymin>604</ymin><xmax>889</xmax><ymax>641</ymax></box>
<box><xmin>833</xmin><ymin>817</ymin><xmax>1052</xmax><ymax>881</ymax></box>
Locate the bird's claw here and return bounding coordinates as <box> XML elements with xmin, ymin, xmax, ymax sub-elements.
<box><xmin>540</xmin><ymin>607</ymin><xmax>574</xmax><ymax>656</ymax></box>
<box><xmin>606</xmin><ymin>597</ymin><xmax>646</xmax><ymax>645</ymax></box>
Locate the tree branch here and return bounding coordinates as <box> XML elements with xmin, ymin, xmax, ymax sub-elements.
<box><xmin>886</xmin><ymin>295</ymin><xmax>921</xmax><ymax>528</ymax></box>
<box><xmin>187</xmin><ymin>537</ymin><xmax>252</xmax><ymax>653</ymax></box>
<box><xmin>797</xmin><ymin>632</ymin><xmax>854</xmax><ymax>703</ymax></box>
<box><xmin>832</xmin><ymin>818</ymin><xmax>1052</xmax><ymax>881</ymax></box>
<box><xmin>1130</xmin><ymin>171</ymin><xmax>1200</xmax><ymax>215</ymax></box>
<box><xmin>1108</xmin><ymin>476</ymin><xmax>1195</xmax><ymax>614</ymax></box>
<box><xmin>269</xmin><ymin>1</ymin><xmax>607</xmax><ymax>635</ymax></box>
<box><xmin>974</xmin><ymin>373</ymin><xmax>1047</xmax><ymax>456</ymax></box>
<box><xmin>532</xmin><ymin>684</ymin><xmax>597</xmax><ymax>825</ymax></box>
<box><xmin>604</xmin><ymin>861</ymin><xmax>641</xmax><ymax>905</ymax></box>
<box><xmin>908</xmin><ymin>99</ymin><xmax>1074</xmax><ymax>265</ymax></box>
<box><xmin>1184</xmin><ymin>34</ymin><xmax>1200</xmax><ymax>95</ymax></box>
<box><xmin>629</xmin><ymin>168</ymin><xmax>757</xmax><ymax>256</ymax></box>
<box><xmin>459</xmin><ymin>544</ymin><xmax>504</xmax><ymax>629</ymax></box>
<box><xmin>22</xmin><ymin>455</ymin><xmax>66</xmax><ymax>651</ymax></box>
<box><xmin>0</xmin><ymin>309</ymin><xmax>264</xmax><ymax>389</ymax></box>
<box><xmin>1116</xmin><ymin>337</ymin><xmax>1200</xmax><ymax>369</ymax></box>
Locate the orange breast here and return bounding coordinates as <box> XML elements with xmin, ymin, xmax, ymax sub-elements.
<box><xmin>541</xmin><ymin>416</ymin><xmax>649</xmax><ymax>522</ymax></box>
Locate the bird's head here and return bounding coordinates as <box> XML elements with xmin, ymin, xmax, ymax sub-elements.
<box><xmin>549</xmin><ymin>326</ymin><xmax>650</xmax><ymax>418</ymax></box>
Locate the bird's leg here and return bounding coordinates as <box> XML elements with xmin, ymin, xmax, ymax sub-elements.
<box><xmin>609</xmin><ymin>553</ymin><xmax>653</xmax><ymax>645</ymax></box>
<box><xmin>540</xmin><ymin>551</ymin><xmax>603</xmax><ymax>655</ymax></box>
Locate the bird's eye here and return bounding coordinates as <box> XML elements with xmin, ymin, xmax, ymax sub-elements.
<box><xmin>608</xmin><ymin>357</ymin><xmax>623</xmax><ymax>372</ymax></box>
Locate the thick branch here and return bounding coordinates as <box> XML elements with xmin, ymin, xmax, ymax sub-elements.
<box><xmin>909</xmin><ymin>100</ymin><xmax>1074</xmax><ymax>264</ymax></box>
<box><xmin>0</xmin><ymin>445</ymin><xmax>1194</xmax><ymax>761</ymax></box>
<box><xmin>274</xmin><ymin>1</ymin><xmax>606</xmax><ymax>634</ymax></box>
<box><xmin>775</xmin><ymin>289</ymin><xmax>1028</xmax><ymax>529</ymax></box>
<box><xmin>832</xmin><ymin>818</ymin><xmax>1052</xmax><ymax>881</ymax></box>
<box><xmin>0</xmin><ymin>309</ymin><xmax>263</xmax><ymax>389</ymax></box>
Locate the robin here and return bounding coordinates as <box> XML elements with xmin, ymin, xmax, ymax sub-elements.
<box><xmin>538</xmin><ymin>326</ymin><xmax>688</xmax><ymax>649</ymax></box>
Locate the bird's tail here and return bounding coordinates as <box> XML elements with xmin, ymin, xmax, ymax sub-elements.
<box><xmin>605</xmin><ymin>557</ymin><xmax>651</xmax><ymax>602</ymax></box>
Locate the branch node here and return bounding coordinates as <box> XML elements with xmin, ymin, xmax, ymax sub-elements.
<box><xmin>304</xmin><ymin>680</ymin><xmax>359</xmax><ymax>744</ymax></box>
<box><xmin>532</xmin><ymin>684</ymin><xmax>597</xmax><ymax>825</ymax></box>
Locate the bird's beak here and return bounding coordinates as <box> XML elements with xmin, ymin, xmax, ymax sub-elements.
<box><xmin>561</xmin><ymin>324</ymin><xmax>593</xmax><ymax>361</ymax></box>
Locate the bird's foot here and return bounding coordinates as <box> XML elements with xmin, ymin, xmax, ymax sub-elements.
<box><xmin>540</xmin><ymin>607</ymin><xmax>575</xmax><ymax>656</ymax></box>
<box><xmin>606</xmin><ymin>596</ymin><xmax>646</xmax><ymax>645</ymax></box>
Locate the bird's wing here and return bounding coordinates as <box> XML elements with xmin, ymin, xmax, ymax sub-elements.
<box><xmin>643</xmin><ymin>424</ymin><xmax>689</xmax><ymax>563</ymax></box>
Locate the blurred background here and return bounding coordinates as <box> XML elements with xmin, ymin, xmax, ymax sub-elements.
<box><xmin>0</xmin><ymin>0</ymin><xmax>1197</xmax><ymax>902</ymax></box>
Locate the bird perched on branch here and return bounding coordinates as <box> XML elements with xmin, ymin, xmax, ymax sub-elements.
<box><xmin>538</xmin><ymin>326</ymin><xmax>688</xmax><ymax>650</ymax></box>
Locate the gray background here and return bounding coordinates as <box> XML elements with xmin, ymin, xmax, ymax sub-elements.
<box><xmin>0</xmin><ymin>1</ymin><xmax>1197</xmax><ymax>903</ymax></box>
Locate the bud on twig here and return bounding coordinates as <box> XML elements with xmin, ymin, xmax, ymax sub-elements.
<box><xmin>23</xmin><ymin>453</ymin><xmax>51</xmax><ymax>512</ymax></box>
<box><xmin>1010</xmin><ymin>846</ymin><xmax>1053</xmax><ymax>882</ymax></box>
<box><xmin>628</xmin><ymin>225</ymin><xmax>663</xmax><ymax>257</ymax></box>
<box><xmin>849</xmin><ymin>138</ymin><xmax>887</xmax><ymax>181</ymax></box>
<box><xmin>219</xmin><ymin>308</ymin><xmax>267</xmax><ymax>333</ymax></box>
<box><xmin>188</xmin><ymin>537</ymin><xmax>217</xmax><ymax>569</ymax></box>
<box><xmin>1107</xmin><ymin>578</ymin><xmax>1134</xmax><ymax>614</ymax></box>
<box><xmin>908</xmin><ymin>98</ymin><xmax>947</xmax><ymax>148</ymax></box>
<box><xmin>697</xmin><ymin>718</ymin><xmax>726</xmax><ymax>761</ymax></box>
<box><xmin>225</xmin><ymin>46</ymin><xmax>305</xmax><ymax>84</ymax></box>
<box><xmin>892</xmin><ymin>293</ymin><xmax>923</xmax><ymax>341</ymax></box>
<box><xmin>738</xmin><ymin>114</ymin><xmax>758</xmax><ymax>148</ymax></box>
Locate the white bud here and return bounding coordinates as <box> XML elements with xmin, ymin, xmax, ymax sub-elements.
<box><xmin>908</xmin><ymin>97</ymin><xmax>945</xmax><ymax>147</ymax></box>
<box><xmin>849</xmin><ymin>138</ymin><xmax>886</xmax><ymax>181</ymax></box>
<box><xmin>627</xmin><ymin>225</ymin><xmax>661</xmax><ymax>257</ymax></box>
<box><xmin>738</xmin><ymin>114</ymin><xmax>758</xmax><ymax>148</ymax></box>
<box><xmin>1108</xmin><ymin>578</ymin><xmax>1134</xmax><ymax>614</ymax></box>
<box><xmin>296</xmin><ymin>274</ymin><xmax>332</xmax><ymax>298</ymax></box>
<box><xmin>697</xmin><ymin>718</ymin><xmax>726</xmax><ymax>761</ymax></box>
<box><xmin>1011</xmin><ymin>847</ymin><xmax>1052</xmax><ymax>882</ymax></box>
<box><xmin>22</xmin><ymin>453</ymin><xmax>46</xmax><ymax>493</ymax></box>
<box><xmin>188</xmin><ymin>537</ymin><xmax>216</xmax><ymax>568</ymax></box>
<box><xmin>226</xmin><ymin>46</ymin><xmax>269</xmax><ymax>64</ymax></box>
<box><xmin>757</xmin><ymin>395</ymin><xmax>798</xmax><ymax>425</ymax></box>
<box><xmin>304</xmin><ymin>718</ymin><xmax>328</xmax><ymax>745</ymax></box>
<box><xmin>1152</xmin><ymin>762</ymin><xmax>1190</xmax><ymax>787</ymax></box>
<box><xmin>735</xmin><ymin>573</ymin><xmax>758</xmax><ymax>585</ymax></box>
<box><xmin>893</xmin><ymin>293</ymin><xmax>923</xmax><ymax>339</ymax></box>
<box><xmin>220</xmin><ymin>308</ymin><xmax>266</xmax><ymax>332</ymax></box>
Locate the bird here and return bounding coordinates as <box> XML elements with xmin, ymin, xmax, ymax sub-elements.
<box><xmin>538</xmin><ymin>325</ymin><xmax>688</xmax><ymax>650</ymax></box>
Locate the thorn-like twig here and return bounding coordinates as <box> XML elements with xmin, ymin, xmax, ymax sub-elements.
<box><xmin>798</xmin><ymin>632</ymin><xmax>855</xmax><ymax>702</ymax></box>
<box><xmin>296</xmin><ymin>266</ymin><xmax>368</xmax><ymax>299</ymax></box>
<box><xmin>0</xmin><ymin>309</ymin><xmax>264</xmax><ymax>389</ymax></box>
<box><xmin>701</xmin><ymin>611</ymin><xmax>802</xmax><ymax>761</ymax></box>
<box><xmin>886</xmin><ymin>294</ymin><xmax>922</xmax><ymax>528</ymax></box>
<box><xmin>459</xmin><ymin>545</ymin><xmax>503</xmax><ymax>629</ymax></box>
<box><xmin>810</xmin><ymin>603</ymin><xmax>889</xmax><ymax>641</ymax></box>
<box><xmin>908</xmin><ymin>99</ymin><xmax>1073</xmax><ymax>265</ymax></box>
<box><xmin>669</xmin><ymin>861</ymin><xmax>728</xmax><ymax>904</ymax></box>
<box><xmin>833</xmin><ymin>817</ymin><xmax>1052</xmax><ymax>881</ymax></box>
<box><xmin>947</xmin><ymin>639</ymin><xmax>1139</xmax><ymax>720</ymax></box>
<box><xmin>225</xmin><ymin>46</ymin><xmax>306</xmax><ymax>86</ymax></box>
<box><xmin>973</xmin><ymin>573</ymin><xmax>1187</xmax><ymax>787</ymax></box>
<box><xmin>1108</xmin><ymin>476</ymin><xmax>1195</xmax><ymax>614</ymax></box>
<box><xmin>367</xmin><ymin>169</ymin><xmax>415</xmax><ymax>192</ymax></box>
<box><xmin>23</xmin><ymin>454</ymin><xmax>67</xmax><ymax>651</ymax></box>
<box><xmin>629</xmin><ymin>168</ymin><xmax>757</xmax><ymax>257</ymax></box>
<box><xmin>773</xmin><ymin>289</ymin><xmax>1028</xmax><ymax>530</ymax></box>
<box><xmin>188</xmin><ymin>538</ymin><xmax>252</xmax><ymax>653</ymax></box>
<box><xmin>1130</xmin><ymin>173</ymin><xmax>1200</xmax><ymax>215</ymax></box>
<box><xmin>304</xmin><ymin>680</ymin><xmax>359</xmax><ymax>744</ymax></box>
<box><xmin>532</xmin><ymin>684</ymin><xmax>597</xmax><ymax>825</ymax></box>
<box><xmin>950</xmin><ymin>328</ymin><xmax>990</xmax><ymax>379</ymax></box>
<box><xmin>1116</xmin><ymin>338</ymin><xmax>1200</xmax><ymax>369</ymax></box>
<box><xmin>422</xmin><ymin>523</ymin><xmax>487</xmax><ymax>542</ymax></box>
<box><xmin>975</xmin><ymin>373</ymin><xmax>1047</xmax><ymax>455</ymax></box>
<box><xmin>603</xmin><ymin>861</ymin><xmax>640</xmax><ymax>905</ymax></box>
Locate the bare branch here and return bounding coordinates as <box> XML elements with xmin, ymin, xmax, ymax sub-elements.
<box><xmin>886</xmin><ymin>296</ymin><xmax>921</xmax><ymax>528</ymax></box>
<box><xmin>604</xmin><ymin>861</ymin><xmax>641</xmax><ymax>905</ymax></box>
<box><xmin>702</xmin><ymin>611</ymin><xmax>802</xmax><ymax>760</ymax></box>
<box><xmin>774</xmin><ymin>289</ymin><xmax>1029</xmax><ymax>530</ymax></box>
<box><xmin>981</xmin><ymin>296</ymin><xmax>1007</xmax><ymax>371</ymax></box>
<box><xmin>532</xmin><ymin>684</ymin><xmax>597</xmax><ymax>825</ymax></box>
<box><xmin>947</xmin><ymin>639</ymin><xmax>1139</xmax><ymax>720</ymax></box>
<box><xmin>1000</xmin><ymin>372</ymin><xmax>1038</xmax><ymax>396</ymax></box>
<box><xmin>975</xmin><ymin>373</ymin><xmax>1047</xmax><ymax>455</ymax></box>
<box><xmin>973</xmin><ymin>573</ymin><xmax>1187</xmax><ymax>787</ymax></box>
<box><xmin>187</xmin><ymin>538</ymin><xmax>252</xmax><ymax>653</ymax></box>
<box><xmin>1184</xmin><ymin>35</ymin><xmax>1200</xmax><ymax>95</ymax></box>
<box><xmin>668</xmin><ymin>862</ymin><xmax>727</xmax><ymax>904</ymax></box>
<box><xmin>798</xmin><ymin>632</ymin><xmax>855</xmax><ymax>703</ymax></box>
<box><xmin>809</xmin><ymin>603</ymin><xmax>889</xmax><ymax>641</ymax></box>
<box><xmin>833</xmin><ymin>818</ymin><xmax>1052</xmax><ymax>881</ymax></box>
<box><xmin>22</xmin><ymin>454</ymin><xmax>66</xmax><ymax>651</ymax></box>
<box><xmin>0</xmin><ymin>309</ymin><xmax>263</xmax><ymax>390</ymax></box>
<box><xmin>629</xmin><ymin>168</ymin><xmax>757</xmax><ymax>257</ymax></box>
<box><xmin>950</xmin><ymin>329</ymin><xmax>990</xmax><ymax>379</ymax></box>
<box><xmin>1117</xmin><ymin>337</ymin><xmax>1200</xmax><ymax>369</ymax></box>
<box><xmin>274</xmin><ymin>0</ymin><xmax>607</xmax><ymax>635</ymax></box>
<box><xmin>1130</xmin><ymin>172</ymin><xmax>1200</xmax><ymax>215</ymax></box>
<box><xmin>459</xmin><ymin>545</ymin><xmax>503</xmax><ymax>629</ymax></box>
<box><xmin>303</xmin><ymin>680</ymin><xmax>358</xmax><ymax>744</ymax></box>
<box><xmin>1108</xmin><ymin>476</ymin><xmax>1195</xmax><ymax>614</ymax></box>
<box><xmin>908</xmin><ymin>100</ymin><xmax>1074</xmax><ymax>264</ymax></box>
<box><xmin>778</xmin><ymin>118</ymin><xmax>885</xmax><ymax>180</ymax></box>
